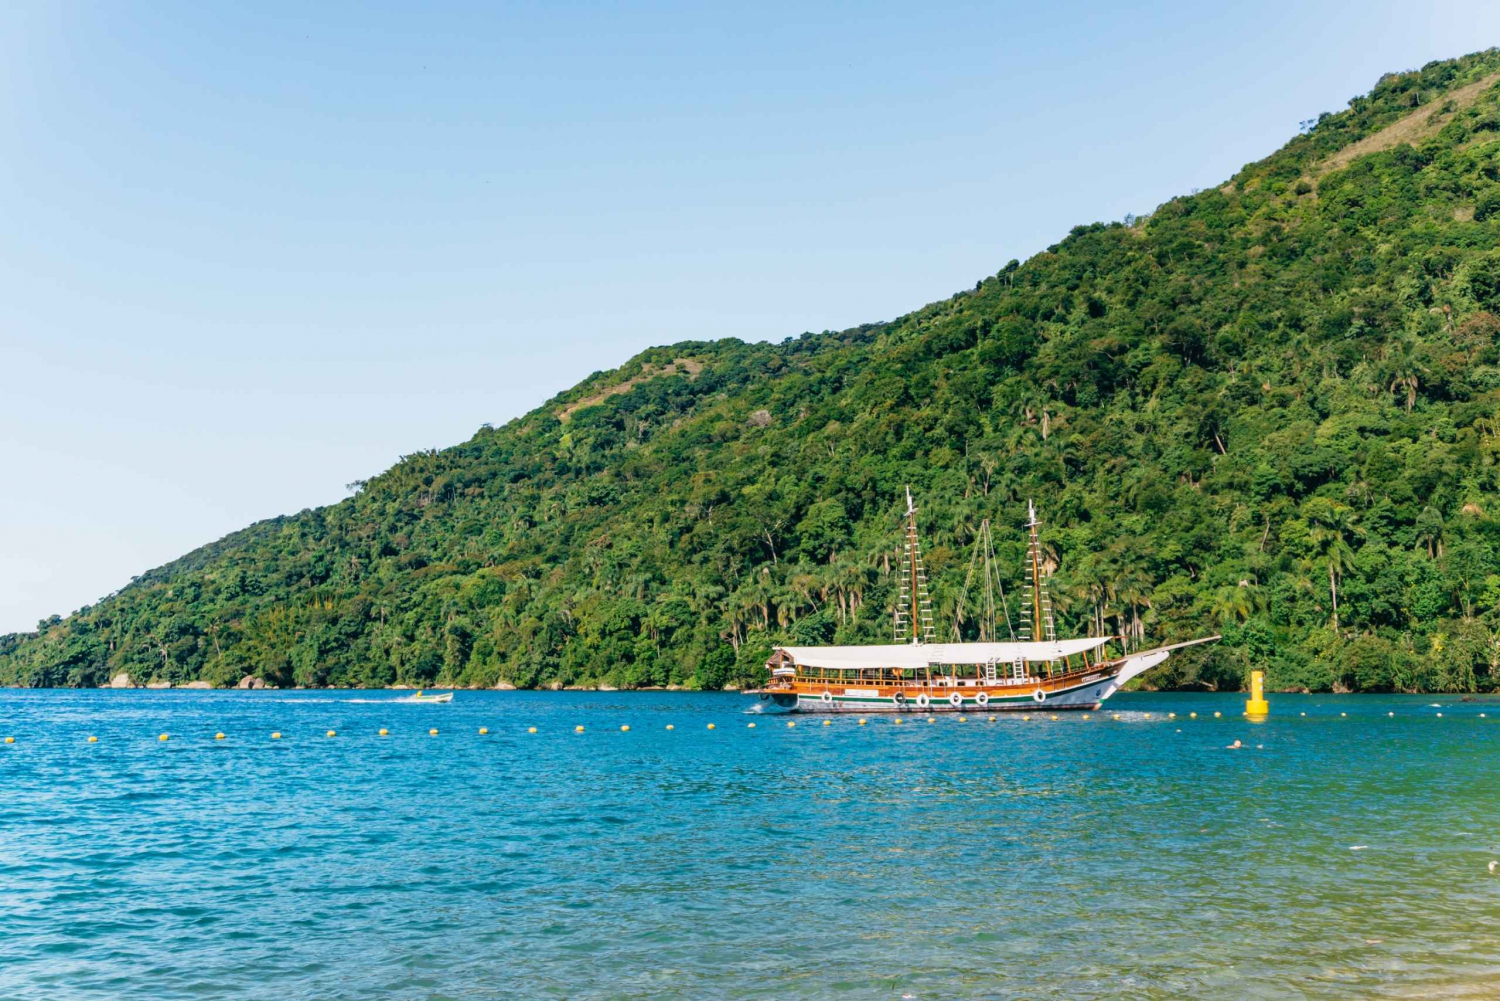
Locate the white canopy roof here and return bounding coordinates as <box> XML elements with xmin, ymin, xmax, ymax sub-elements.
<box><xmin>774</xmin><ymin>638</ymin><xmax>1111</xmax><ymax>670</ymax></box>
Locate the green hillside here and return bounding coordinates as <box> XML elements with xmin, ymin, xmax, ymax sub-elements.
<box><xmin>8</xmin><ymin>51</ymin><xmax>1500</xmax><ymax>693</ymax></box>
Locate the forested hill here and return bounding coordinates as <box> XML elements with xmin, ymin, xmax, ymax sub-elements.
<box><xmin>9</xmin><ymin>51</ymin><xmax>1500</xmax><ymax>693</ymax></box>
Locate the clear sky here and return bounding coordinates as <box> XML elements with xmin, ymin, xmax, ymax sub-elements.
<box><xmin>3</xmin><ymin>1</ymin><xmax>1498</xmax><ymax>634</ymax></box>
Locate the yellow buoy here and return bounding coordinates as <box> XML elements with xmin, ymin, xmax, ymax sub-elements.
<box><xmin>927</xmin><ymin>717</ymin><xmax>936</xmax><ymax>724</ymax></box>
<box><xmin>1189</xmin><ymin>712</ymin><xmax>1197</xmax><ymax>718</ymax></box>
<box><xmin>894</xmin><ymin>718</ymin><xmax>903</xmax><ymax>725</ymax></box>
<box><xmin>988</xmin><ymin>715</ymin><xmax>996</xmax><ymax>722</ymax></box>
<box><xmin>575</xmin><ymin>725</ymin><xmax>585</xmax><ymax>732</ymax></box>
<box><xmin>528</xmin><ymin>726</ymin><xmax>538</xmax><ymax>733</ymax></box>
<box><xmin>159</xmin><ymin>734</ymin><xmax>169</xmax><ymax>741</ymax></box>
<box><xmin>858</xmin><ymin>718</ymin><xmax>867</xmax><ymax>725</ymax></box>
<box><xmin>620</xmin><ymin>725</ymin><xmax>630</xmax><ymax>732</ymax></box>
<box><xmin>1112</xmin><ymin>714</ymin><xmax>1120</xmax><ymax>720</ymax></box>
<box><xmin>3</xmin><ymin>736</ymin><xmax>13</xmax><ymax>744</ymax></box>
<box><xmin>378</xmin><ymin>728</ymin><xmax>389</xmax><ymax>736</ymax></box>
<box><xmin>1388</xmin><ymin>712</ymin><xmax>1394</xmax><ymax>717</ymax></box>
<box><xmin>215</xmin><ymin>732</ymin><xmax>226</xmax><ymax>740</ymax></box>
<box><xmin>1436</xmin><ymin>713</ymin><xmax>1443</xmax><ymax>718</ymax></box>
<box><xmin>429</xmin><ymin>728</ymin><xmax>439</xmax><ymax>735</ymax></box>
<box><xmin>1341</xmin><ymin>712</ymin><xmax>1347</xmax><ymax>717</ymax></box>
<box><xmin>1082</xmin><ymin>714</ymin><xmax>1090</xmax><ymax>720</ymax></box>
<box><xmin>326</xmin><ymin>730</ymin><xmax>336</xmax><ymax>738</ymax></box>
<box><xmin>271</xmin><ymin>732</ymin><xmax>281</xmax><ymax>740</ymax></box>
<box><xmin>87</xmin><ymin>736</ymin><xmax>98</xmax><ymax>743</ymax></box>
<box><xmin>1144</xmin><ymin>713</ymin><xmax>1151</xmax><ymax>719</ymax></box>
<box><xmin>822</xmin><ymin>719</ymin><xmax>831</xmax><ymax>726</ymax></box>
<box><xmin>479</xmin><ymin>727</ymin><xmax>488</xmax><ymax>735</ymax></box>
<box><xmin>787</xmin><ymin>721</ymin><xmax>796</xmax><ymax>728</ymax></box>
<box><xmin>1023</xmin><ymin>715</ymin><xmax>1031</xmax><ymax>721</ymax></box>
<box><xmin>707</xmin><ymin>723</ymin><xmax>716</xmax><ymax>730</ymax></box>
<box><xmin>666</xmin><ymin>724</ymin><xmax>674</xmax><ymax>730</ymax></box>
<box><xmin>1213</xmin><ymin>712</ymin><xmax>1222</xmax><ymax>718</ymax></box>
<box><xmin>1168</xmin><ymin>713</ymin><xmax>1175</xmax><ymax>719</ymax></box>
<box><xmin>1300</xmin><ymin>712</ymin><xmax>1306</xmax><ymax>717</ymax></box>
<box><xmin>1245</xmin><ymin>669</ymin><xmax>1269</xmax><ymax>716</ymax></box>
<box><xmin>748</xmin><ymin>722</ymin><xmax>756</xmax><ymax>728</ymax></box>
<box><xmin>1050</xmin><ymin>715</ymin><xmax>1059</xmax><ymax>721</ymax></box>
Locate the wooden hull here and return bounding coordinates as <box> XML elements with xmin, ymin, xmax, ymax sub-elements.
<box><xmin>754</xmin><ymin>651</ymin><xmax>1168</xmax><ymax>714</ymax></box>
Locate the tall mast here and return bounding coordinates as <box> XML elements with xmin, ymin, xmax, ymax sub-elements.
<box><xmin>1022</xmin><ymin>500</ymin><xmax>1056</xmax><ymax>646</ymax></box>
<box><xmin>894</xmin><ymin>486</ymin><xmax>935</xmax><ymax>646</ymax></box>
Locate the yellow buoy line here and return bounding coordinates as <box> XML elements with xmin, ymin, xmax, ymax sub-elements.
<box><xmin>10</xmin><ymin>708</ymin><xmax>1480</xmax><ymax>746</ymax></box>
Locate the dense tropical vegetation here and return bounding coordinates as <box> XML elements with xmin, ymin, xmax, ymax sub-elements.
<box><xmin>8</xmin><ymin>51</ymin><xmax>1500</xmax><ymax>693</ymax></box>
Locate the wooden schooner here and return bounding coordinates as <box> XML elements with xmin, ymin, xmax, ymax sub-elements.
<box><xmin>752</xmin><ymin>490</ymin><xmax>1216</xmax><ymax>713</ymax></box>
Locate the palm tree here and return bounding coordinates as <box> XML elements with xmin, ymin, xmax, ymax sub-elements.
<box><xmin>1384</xmin><ymin>340</ymin><xmax>1426</xmax><ymax>412</ymax></box>
<box><xmin>1308</xmin><ymin>503</ymin><xmax>1362</xmax><ymax>631</ymax></box>
<box><xmin>1414</xmin><ymin>505</ymin><xmax>1445</xmax><ymax>559</ymax></box>
<box><xmin>1210</xmin><ymin>583</ymin><xmax>1265</xmax><ymax>626</ymax></box>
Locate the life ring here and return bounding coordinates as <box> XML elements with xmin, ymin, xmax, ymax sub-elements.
<box><xmin>915</xmin><ymin>693</ymin><xmax>931</xmax><ymax>709</ymax></box>
<box><xmin>975</xmin><ymin>691</ymin><xmax>989</xmax><ymax>706</ymax></box>
<box><xmin>820</xmin><ymin>691</ymin><xmax>834</xmax><ymax>705</ymax></box>
<box><xmin>1032</xmin><ymin>688</ymin><xmax>1047</xmax><ymax>703</ymax></box>
<box><xmin>892</xmin><ymin>692</ymin><xmax>907</xmax><ymax>707</ymax></box>
<box><xmin>948</xmin><ymin>691</ymin><xmax>964</xmax><ymax>708</ymax></box>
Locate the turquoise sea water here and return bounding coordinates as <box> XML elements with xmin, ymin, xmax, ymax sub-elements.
<box><xmin>2</xmin><ymin>691</ymin><xmax>1500</xmax><ymax>1000</ymax></box>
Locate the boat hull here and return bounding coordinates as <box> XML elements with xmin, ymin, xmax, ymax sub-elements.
<box><xmin>758</xmin><ymin>651</ymin><xmax>1169</xmax><ymax>714</ymax></box>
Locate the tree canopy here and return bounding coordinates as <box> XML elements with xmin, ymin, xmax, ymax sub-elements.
<box><xmin>8</xmin><ymin>51</ymin><xmax>1500</xmax><ymax>694</ymax></box>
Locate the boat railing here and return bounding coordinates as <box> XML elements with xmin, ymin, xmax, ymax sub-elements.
<box><xmin>770</xmin><ymin>674</ymin><xmax>1093</xmax><ymax>690</ymax></box>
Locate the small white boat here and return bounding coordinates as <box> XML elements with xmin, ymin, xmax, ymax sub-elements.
<box><xmin>400</xmin><ymin>690</ymin><xmax>454</xmax><ymax>703</ymax></box>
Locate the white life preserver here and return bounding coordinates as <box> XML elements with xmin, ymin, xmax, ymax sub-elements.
<box><xmin>975</xmin><ymin>691</ymin><xmax>990</xmax><ymax>706</ymax></box>
<box><xmin>948</xmin><ymin>691</ymin><xmax>964</xmax><ymax>708</ymax></box>
<box><xmin>892</xmin><ymin>691</ymin><xmax>907</xmax><ymax>708</ymax></box>
<box><xmin>915</xmin><ymin>693</ymin><xmax>931</xmax><ymax>709</ymax></box>
<box><xmin>1032</xmin><ymin>688</ymin><xmax>1047</xmax><ymax>703</ymax></box>
<box><xmin>821</xmin><ymin>691</ymin><xmax>834</xmax><ymax>705</ymax></box>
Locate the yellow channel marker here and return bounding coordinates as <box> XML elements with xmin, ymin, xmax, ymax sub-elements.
<box><xmin>378</xmin><ymin>728</ymin><xmax>389</xmax><ymax>736</ymax></box>
<box><xmin>87</xmin><ymin>736</ymin><xmax>98</xmax><ymax>743</ymax></box>
<box><xmin>478</xmin><ymin>727</ymin><xmax>488</xmax><ymax>735</ymax></box>
<box><xmin>858</xmin><ymin>718</ymin><xmax>867</xmax><ymax>725</ymax></box>
<box><xmin>575</xmin><ymin>726</ymin><xmax>584</xmax><ymax>732</ymax></box>
<box><xmin>620</xmin><ymin>725</ymin><xmax>630</xmax><ymax>732</ymax></box>
<box><xmin>3</xmin><ymin>736</ymin><xmax>13</xmax><ymax>744</ymax></box>
<box><xmin>707</xmin><ymin>723</ymin><xmax>716</xmax><ymax>730</ymax></box>
<box><xmin>528</xmin><ymin>726</ymin><xmax>538</xmax><ymax>733</ymax></box>
<box><xmin>159</xmin><ymin>734</ymin><xmax>169</xmax><ymax>741</ymax></box>
<box><xmin>429</xmin><ymin>728</ymin><xmax>439</xmax><ymax>736</ymax></box>
<box><xmin>271</xmin><ymin>732</ymin><xmax>281</xmax><ymax>740</ymax></box>
<box><xmin>822</xmin><ymin>719</ymin><xmax>832</xmax><ymax>726</ymax></box>
<box><xmin>326</xmin><ymin>730</ymin><xmax>336</xmax><ymax>737</ymax></box>
<box><xmin>215</xmin><ymin>732</ymin><xmax>226</xmax><ymax>740</ymax></box>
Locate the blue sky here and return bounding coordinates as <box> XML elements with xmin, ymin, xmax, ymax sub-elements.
<box><xmin>3</xmin><ymin>0</ymin><xmax>1499</xmax><ymax>633</ymax></box>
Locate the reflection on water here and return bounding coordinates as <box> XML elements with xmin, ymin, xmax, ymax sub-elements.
<box><xmin>2</xmin><ymin>690</ymin><xmax>1499</xmax><ymax>999</ymax></box>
